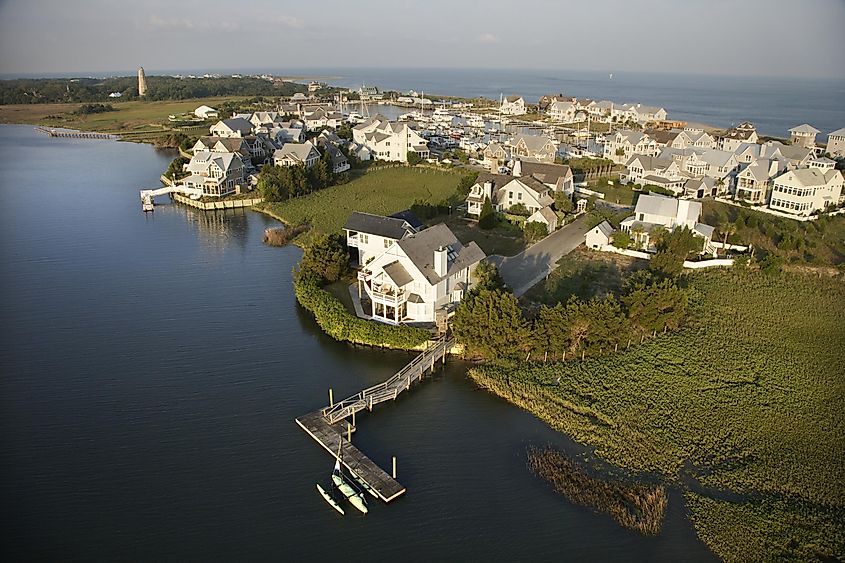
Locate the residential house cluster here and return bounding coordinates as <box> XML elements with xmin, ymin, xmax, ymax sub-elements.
<box><xmin>612</xmin><ymin>120</ymin><xmax>844</xmax><ymax>217</ymax></box>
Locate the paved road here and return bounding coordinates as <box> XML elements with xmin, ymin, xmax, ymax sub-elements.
<box><xmin>489</xmin><ymin>214</ymin><xmax>591</xmax><ymax>297</ymax></box>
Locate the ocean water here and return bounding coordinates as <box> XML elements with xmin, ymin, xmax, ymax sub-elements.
<box><xmin>288</xmin><ymin>67</ymin><xmax>845</xmax><ymax>141</ymax></box>
<box><xmin>6</xmin><ymin>67</ymin><xmax>842</xmax><ymax>141</ymax></box>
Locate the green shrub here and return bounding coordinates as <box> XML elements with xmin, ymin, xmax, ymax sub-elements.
<box><xmin>294</xmin><ymin>279</ymin><xmax>430</xmax><ymax>349</ymax></box>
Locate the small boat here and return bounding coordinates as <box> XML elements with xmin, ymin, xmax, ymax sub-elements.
<box><xmin>316</xmin><ymin>483</ymin><xmax>345</xmax><ymax>515</ymax></box>
<box><xmin>348</xmin><ymin>469</ymin><xmax>379</xmax><ymax>499</ymax></box>
<box><xmin>332</xmin><ymin>459</ymin><xmax>368</xmax><ymax>514</ymax></box>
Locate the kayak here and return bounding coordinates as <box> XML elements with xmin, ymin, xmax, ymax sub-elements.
<box><xmin>316</xmin><ymin>483</ymin><xmax>344</xmax><ymax>516</ymax></box>
<box><xmin>333</xmin><ymin>460</ymin><xmax>368</xmax><ymax>514</ymax></box>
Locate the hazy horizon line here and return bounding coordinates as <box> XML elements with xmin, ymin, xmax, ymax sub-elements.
<box><xmin>2</xmin><ymin>66</ymin><xmax>843</xmax><ymax>82</ymax></box>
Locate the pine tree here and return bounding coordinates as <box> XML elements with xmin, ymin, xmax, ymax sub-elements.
<box><xmin>478</xmin><ymin>196</ymin><xmax>496</xmax><ymax>229</ymax></box>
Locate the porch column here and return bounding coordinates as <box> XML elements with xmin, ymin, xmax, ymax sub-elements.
<box><xmin>395</xmin><ymin>301</ymin><xmax>399</xmax><ymax>324</ymax></box>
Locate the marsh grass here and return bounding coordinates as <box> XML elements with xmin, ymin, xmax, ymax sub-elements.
<box><xmin>528</xmin><ymin>446</ymin><xmax>667</xmax><ymax>535</ymax></box>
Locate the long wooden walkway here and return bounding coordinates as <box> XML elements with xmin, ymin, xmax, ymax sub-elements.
<box><xmin>295</xmin><ymin>337</ymin><xmax>453</xmax><ymax>503</ymax></box>
<box><xmin>35</xmin><ymin>127</ymin><xmax>115</xmax><ymax>139</ymax></box>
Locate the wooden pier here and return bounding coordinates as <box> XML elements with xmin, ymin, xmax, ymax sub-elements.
<box><xmin>295</xmin><ymin>337</ymin><xmax>453</xmax><ymax>503</ymax></box>
<box><xmin>35</xmin><ymin>127</ymin><xmax>115</xmax><ymax>140</ymax></box>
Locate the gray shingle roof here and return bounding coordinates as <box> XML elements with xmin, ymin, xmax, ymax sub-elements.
<box><xmin>383</xmin><ymin>261</ymin><xmax>414</xmax><ymax>287</ymax></box>
<box><xmin>344</xmin><ymin>212</ymin><xmax>414</xmax><ymax>239</ymax></box>
<box><xmin>397</xmin><ymin>224</ymin><xmax>486</xmax><ymax>285</ymax></box>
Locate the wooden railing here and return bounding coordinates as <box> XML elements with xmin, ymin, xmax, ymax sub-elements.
<box><xmin>321</xmin><ymin>337</ymin><xmax>452</xmax><ymax>424</ymax></box>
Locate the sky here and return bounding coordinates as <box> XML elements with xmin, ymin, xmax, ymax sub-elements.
<box><xmin>1</xmin><ymin>0</ymin><xmax>844</xmax><ymax>78</ymax></box>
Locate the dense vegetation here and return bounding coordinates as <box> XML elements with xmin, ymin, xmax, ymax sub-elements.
<box><xmin>701</xmin><ymin>200</ymin><xmax>845</xmax><ymax>267</ymax></box>
<box><xmin>292</xmin><ymin>235</ymin><xmax>429</xmax><ymax>349</ymax></box>
<box><xmin>256</xmin><ymin>166</ymin><xmax>464</xmax><ymax>236</ymax></box>
<box><xmin>468</xmin><ymin>270</ymin><xmax>845</xmax><ymax>562</ymax></box>
<box><xmin>453</xmin><ymin>268</ymin><xmax>690</xmax><ymax>362</ymax></box>
<box><xmin>256</xmin><ymin>151</ymin><xmax>343</xmax><ymax>203</ymax></box>
<box><xmin>0</xmin><ymin>76</ymin><xmax>306</xmax><ymax>104</ymax></box>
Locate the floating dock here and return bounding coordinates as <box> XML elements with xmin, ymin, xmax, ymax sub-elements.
<box><xmin>296</xmin><ymin>337</ymin><xmax>452</xmax><ymax>503</ymax></box>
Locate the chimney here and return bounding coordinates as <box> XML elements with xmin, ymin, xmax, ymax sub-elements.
<box><xmin>434</xmin><ymin>246</ymin><xmax>448</xmax><ymax>277</ymax></box>
<box><xmin>676</xmin><ymin>199</ymin><xmax>691</xmax><ymax>227</ymax></box>
<box><xmin>513</xmin><ymin>159</ymin><xmax>523</xmax><ymax>177</ymax></box>
<box><xmin>483</xmin><ymin>181</ymin><xmax>493</xmax><ymax>200</ymax></box>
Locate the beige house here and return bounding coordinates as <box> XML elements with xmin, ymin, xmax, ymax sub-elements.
<box><xmin>527</xmin><ymin>206</ymin><xmax>558</xmax><ymax>233</ymax></box>
<box><xmin>466</xmin><ymin>174</ymin><xmax>554</xmax><ymax>216</ymax></box>
<box><xmin>273</xmin><ymin>141</ymin><xmax>320</xmax><ymax>168</ymax></box>
<box><xmin>734</xmin><ymin>159</ymin><xmax>785</xmax><ymax>204</ymax></box>
<box><xmin>548</xmin><ymin>100</ymin><xmax>578</xmax><ymax>123</ymax></box>
<box><xmin>510</xmin><ymin>134</ymin><xmax>558</xmax><ymax>163</ymax></box>
<box><xmin>826</xmin><ymin>127</ymin><xmax>845</xmax><ymax>157</ymax></box>
<box><xmin>586</xmin><ymin>220</ymin><xmax>614</xmax><ymax>249</ymax></box>
<box><xmin>788</xmin><ymin>124</ymin><xmax>820</xmax><ymax>148</ymax></box>
<box><xmin>719</xmin><ymin>122</ymin><xmax>759</xmax><ymax>151</ymax></box>
<box><xmin>769</xmin><ymin>167</ymin><xmax>843</xmax><ymax>216</ymax></box>
<box><xmin>483</xmin><ymin>142</ymin><xmax>508</xmax><ymax>170</ymax></box>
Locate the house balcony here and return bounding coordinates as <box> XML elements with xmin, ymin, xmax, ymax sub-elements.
<box><xmin>358</xmin><ymin>270</ymin><xmax>407</xmax><ymax>305</ymax></box>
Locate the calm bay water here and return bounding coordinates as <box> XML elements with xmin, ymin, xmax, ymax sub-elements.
<box><xmin>0</xmin><ymin>125</ymin><xmax>715</xmax><ymax>561</ymax></box>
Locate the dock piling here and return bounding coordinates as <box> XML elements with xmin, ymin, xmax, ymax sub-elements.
<box><xmin>392</xmin><ymin>456</ymin><xmax>397</xmax><ymax>479</ymax></box>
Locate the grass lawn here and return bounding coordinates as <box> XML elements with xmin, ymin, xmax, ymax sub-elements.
<box><xmin>437</xmin><ymin>215</ymin><xmax>526</xmax><ymax>257</ymax></box>
<box><xmin>0</xmin><ymin>97</ymin><xmax>243</xmax><ymax>140</ymax></box>
<box><xmin>522</xmin><ymin>246</ymin><xmax>648</xmax><ymax>304</ymax></box>
<box><xmin>256</xmin><ymin>166</ymin><xmax>464</xmax><ymax>237</ymax></box>
<box><xmin>469</xmin><ymin>270</ymin><xmax>845</xmax><ymax>561</ymax></box>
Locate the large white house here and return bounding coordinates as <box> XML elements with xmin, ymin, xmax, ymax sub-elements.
<box><xmin>344</xmin><ymin>211</ymin><xmax>418</xmax><ymax>265</ymax></box>
<box><xmin>769</xmin><ymin>167</ymin><xmax>843</xmax><ymax>216</ymax></box>
<box><xmin>352</xmin><ymin>117</ymin><xmax>429</xmax><ymax>162</ymax></box>
<box><xmin>355</xmin><ymin>222</ymin><xmax>486</xmax><ymax>325</ymax></box>
<box><xmin>181</xmin><ymin>150</ymin><xmax>246</xmax><ymax>197</ymax></box>
<box><xmin>620</xmin><ymin>194</ymin><xmax>714</xmax><ymax>251</ymax></box>
<box><xmin>500</xmin><ymin>95</ymin><xmax>527</xmax><ymax>116</ymax></box>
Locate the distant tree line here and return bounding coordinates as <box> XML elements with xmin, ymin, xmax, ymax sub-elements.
<box><xmin>0</xmin><ymin>76</ymin><xmax>307</xmax><ymax>104</ymax></box>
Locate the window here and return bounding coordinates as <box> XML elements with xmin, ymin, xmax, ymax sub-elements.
<box><xmin>517</xmin><ymin>192</ymin><xmax>522</xmax><ymax>200</ymax></box>
<box><xmin>384</xmin><ymin>239</ymin><xmax>391</xmax><ymax>248</ymax></box>
<box><xmin>360</xmin><ymin>234</ymin><xmax>369</xmax><ymax>244</ymax></box>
